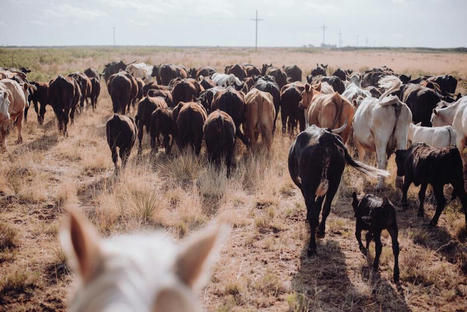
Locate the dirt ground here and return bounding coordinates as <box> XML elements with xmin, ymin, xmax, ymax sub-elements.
<box><xmin>0</xmin><ymin>47</ymin><xmax>466</xmax><ymax>311</ymax></box>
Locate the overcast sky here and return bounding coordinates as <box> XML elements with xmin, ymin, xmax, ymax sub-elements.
<box><xmin>1</xmin><ymin>0</ymin><xmax>466</xmax><ymax>48</ymax></box>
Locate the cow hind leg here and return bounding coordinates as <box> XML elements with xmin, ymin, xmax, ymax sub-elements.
<box><xmin>430</xmin><ymin>184</ymin><xmax>446</xmax><ymax>226</ymax></box>
<box><xmin>388</xmin><ymin>226</ymin><xmax>400</xmax><ymax>282</ymax></box>
<box><xmin>317</xmin><ymin>180</ymin><xmax>339</xmax><ymax>238</ymax></box>
<box><xmin>305</xmin><ymin>197</ymin><xmax>320</xmax><ymax>256</ymax></box>
<box><xmin>120</xmin><ymin>146</ymin><xmax>131</xmax><ymax>168</ymax></box>
<box><xmin>372</xmin><ymin>230</ymin><xmax>383</xmax><ymax>272</ymax></box>
<box><xmin>374</xmin><ymin>141</ymin><xmax>388</xmax><ymax>188</ymax></box>
<box><xmin>15</xmin><ymin>112</ymin><xmax>23</xmax><ymax>144</ymax></box>
<box><xmin>418</xmin><ymin>183</ymin><xmax>428</xmax><ymax>217</ymax></box>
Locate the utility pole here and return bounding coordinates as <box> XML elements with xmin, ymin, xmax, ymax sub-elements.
<box><xmin>251</xmin><ymin>10</ymin><xmax>263</xmax><ymax>51</ymax></box>
<box><xmin>112</xmin><ymin>27</ymin><xmax>116</xmax><ymax>46</ymax></box>
<box><xmin>338</xmin><ymin>29</ymin><xmax>343</xmax><ymax>48</ymax></box>
<box><xmin>321</xmin><ymin>24</ymin><xmax>327</xmax><ymax>46</ymax></box>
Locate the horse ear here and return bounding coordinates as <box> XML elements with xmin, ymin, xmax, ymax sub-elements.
<box><xmin>60</xmin><ymin>209</ymin><xmax>101</xmax><ymax>282</ymax></box>
<box><xmin>175</xmin><ymin>223</ymin><xmax>230</xmax><ymax>289</ymax></box>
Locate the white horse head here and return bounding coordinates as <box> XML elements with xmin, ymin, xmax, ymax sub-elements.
<box><xmin>60</xmin><ymin>210</ymin><xmax>229</xmax><ymax>312</ymax></box>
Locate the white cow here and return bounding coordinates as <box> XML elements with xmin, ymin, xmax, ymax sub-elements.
<box><xmin>431</xmin><ymin>96</ymin><xmax>467</xmax><ymax>163</ymax></box>
<box><xmin>342</xmin><ymin>81</ymin><xmax>372</xmax><ymax>107</ymax></box>
<box><xmin>0</xmin><ymin>79</ymin><xmax>27</xmax><ymax>151</ymax></box>
<box><xmin>211</xmin><ymin>73</ymin><xmax>243</xmax><ymax>90</ymax></box>
<box><xmin>61</xmin><ymin>210</ymin><xmax>229</xmax><ymax>312</ymax></box>
<box><xmin>353</xmin><ymin>76</ymin><xmax>412</xmax><ymax>187</ymax></box>
<box><xmin>126</xmin><ymin>63</ymin><xmax>153</xmax><ymax>82</ymax></box>
<box><xmin>408</xmin><ymin>122</ymin><xmax>456</xmax><ymax>148</ymax></box>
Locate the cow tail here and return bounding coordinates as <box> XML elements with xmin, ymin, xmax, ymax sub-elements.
<box><xmin>106</xmin><ymin>115</ymin><xmax>118</xmax><ymax>152</ymax></box>
<box><xmin>315</xmin><ymin>152</ymin><xmax>330</xmax><ymax>200</ymax></box>
<box><xmin>341</xmin><ymin>140</ymin><xmax>390</xmax><ymax>178</ymax></box>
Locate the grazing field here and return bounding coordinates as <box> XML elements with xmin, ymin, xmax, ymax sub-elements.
<box><xmin>0</xmin><ymin>47</ymin><xmax>466</xmax><ymax>311</ymax></box>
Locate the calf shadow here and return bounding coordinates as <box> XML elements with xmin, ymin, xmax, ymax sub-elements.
<box><xmin>291</xmin><ymin>240</ymin><xmax>411</xmax><ymax>311</ymax></box>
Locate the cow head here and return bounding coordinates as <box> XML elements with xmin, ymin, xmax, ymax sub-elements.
<box><xmin>351</xmin><ymin>192</ymin><xmax>360</xmax><ymax>216</ymax></box>
<box><xmin>261</xmin><ymin>64</ymin><xmax>272</xmax><ymax>76</ymax></box>
<box><xmin>299</xmin><ymin>83</ymin><xmax>318</xmax><ymax>110</ymax></box>
<box><xmin>394</xmin><ymin>149</ymin><xmax>408</xmax><ymax>177</ymax></box>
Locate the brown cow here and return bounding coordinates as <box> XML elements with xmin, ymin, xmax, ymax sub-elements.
<box><xmin>89</xmin><ymin>77</ymin><xmax>100</xmax><ymax>110</ymax></box>
<box><xmin>106</xmin><ymin>113</ymin><xmax>137</xmax><ymax>173</ymax></box>
<box><xmin>204</xmin><ymin>110</ymin><xmax>236</xmax><ymax>176</ymax></box>
<box><xmin>149</xmin><ymin>107</ymin><xmax>175</xmax><ymax>155</ymax></box>
<box><xmin>108</xmin><ymin>72</ymin><xmax>132</xmax><ymax>114</ymax></box>
<box><xmin>244</xmin><ymin>89</ymin><xmax>275</xmax><ymax>150</ymax></box>
<box><xmin>0</xmin><ymin>79</ymin><xmax>27</xmax><ymax>150</ymax></box>
<box><xmin>300</xmin><ymin>83</ymin><xmax>354</xmax><ymax>143</ymax></box>
<box><xmin>172</xmin><ymin>79</ymin><xmax>203</xmax><ymax>107</ymax></box>
<box><xmin>211</xmin><ymin>87</ymin><xmax>248</xmax><ymax>146</ymax></box>
<box><xmin>68</xmin><ymin>72</ymin><xmax>92</xmax><ymax>111</ymax></box>
<box><xmin>176</xmin><ymin>101</ymin><xmax>207</xmax><ymax>155</ymax></box>
<box><xmin>135</xmin><ymin>96</ymin><xmax>168</xmax><ymax>153</ymax></box>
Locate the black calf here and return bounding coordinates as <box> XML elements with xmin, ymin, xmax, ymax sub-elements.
<box><xmin>352</xmin><ymin>193</ymin><xmax>400</xmax><ymax>282</ymax></box>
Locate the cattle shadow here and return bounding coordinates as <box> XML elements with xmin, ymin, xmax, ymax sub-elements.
<box><xmin>291</xmin><ymin>240</ymin><xmax>411</xmax><ymax>311</ymax></box>
<box><xmin>77</xmin><ymin>173</ymin><xmax>115</xmax><ymax>205</ymax></box>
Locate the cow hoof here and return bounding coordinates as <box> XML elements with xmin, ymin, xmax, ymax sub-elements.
<box><xmin>316</xmin><ymin>231</ymin><xmax>325</xmax><ymax>239</ymax></box>
<box><xmin>307</xmin><ymin>248</ymin><xmax>317</xmax><ymax>257</ymax></box>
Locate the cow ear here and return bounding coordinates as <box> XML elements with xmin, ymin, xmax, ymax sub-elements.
<box><xmin>175</xmin><ymin>223</ymin><xmax>230</xmax><ymax>289</ymax></box>
<box><xmin>305</xmin><ymin>83</ymin><xmax>310</xmax><ymax>92</ymax></box>
<box><xmin>433</xmin><ymin>109</ymin><xmax>438</xmax><ymax>115</ymax></box>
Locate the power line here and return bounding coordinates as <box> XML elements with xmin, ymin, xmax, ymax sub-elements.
<box><xmin>250</xmin><ymin>10</ymin><xmax>263</xmax><ymax>51</ymax></box>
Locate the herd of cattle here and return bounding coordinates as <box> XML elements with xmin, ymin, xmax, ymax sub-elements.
<box><xmin>0</xmin><ymin>60</ymin><xmax>466</xmax><ymax>286</ymax></box>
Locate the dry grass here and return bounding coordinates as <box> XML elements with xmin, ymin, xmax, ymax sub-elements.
<box><xmin>0</xmin><ymin>47</ymin><xmax>466</xmax><ymax>311</ymax></box>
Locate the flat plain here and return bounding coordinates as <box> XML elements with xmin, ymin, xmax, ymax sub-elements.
<box><xmin>0</xmin><ymin>47</ymin><xmax>466</xmax><ymax>311</ymax></box>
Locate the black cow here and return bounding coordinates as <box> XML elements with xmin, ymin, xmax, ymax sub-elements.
<box><xmin>283</xmin><ymin>65</ymin><xmax>302</xmax><ymax>82</ymax></box>
<box><xmin>352</xmin><ymin>193</ymin><xmax>400</xmax><ymax>282</ymax></box>
<box><xmin>395</xmin><ymin>143</ymin><xmax>467</xmax><ymax>226</ymax></box>
<box><xmin>152</xmin><ymin>64</ymin><xmax>187</xmax><ymax>86</ymax></box>
<box><xmin>400</xmin><ymin>84</ymin><xmax>440</xmax><ymax>126</ymax></box>
<box><xmin>280</xmin><ymin>82</ymin><xmax>305</xmax><ymax>134</ymax></box>
<box><xmin>103</xmin><ymin>61</ymin><xmax>127</xmax><ymax>82</ymax></box>
<box><xmin>310</xmin><ymin>64</ymin><xmax>327</xmax><ymax>78</ymax></box>
<box><xmin>204</xmin><ymin>110</ymin><xmax>236</xmax><ymax>176</ymax></box>
<box><xmin>89</xmin><ymin>77</ymin><xmax>100</xmax><ymax>110</ymax></box>
<box><xmin>26</xmin><ymin>81</ymin><xmax>49</xmax><ymax>124</ymax></box>
<box><xmin>48</xmin><ymin>75</ymin><xmax>80</xmax><ymax>135</ymax></box>
<box><xmin>332</xmin><ymin>68</ymin><xmax>347</xmax><ymax>81</ymax></box>
<box><xmin>288</xmin><ymin>125</ymin><xmax>388</xmax><ymax>255</ymax></box>
<box><xmin>427</xmin><ymin>75</ymin><xmax>457</xmax><ymax>94</ymax></box>
<box><xmin>106</xmin><ymin>114</ymin><xmax>137</xmax><ymax>172</ymax></box>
